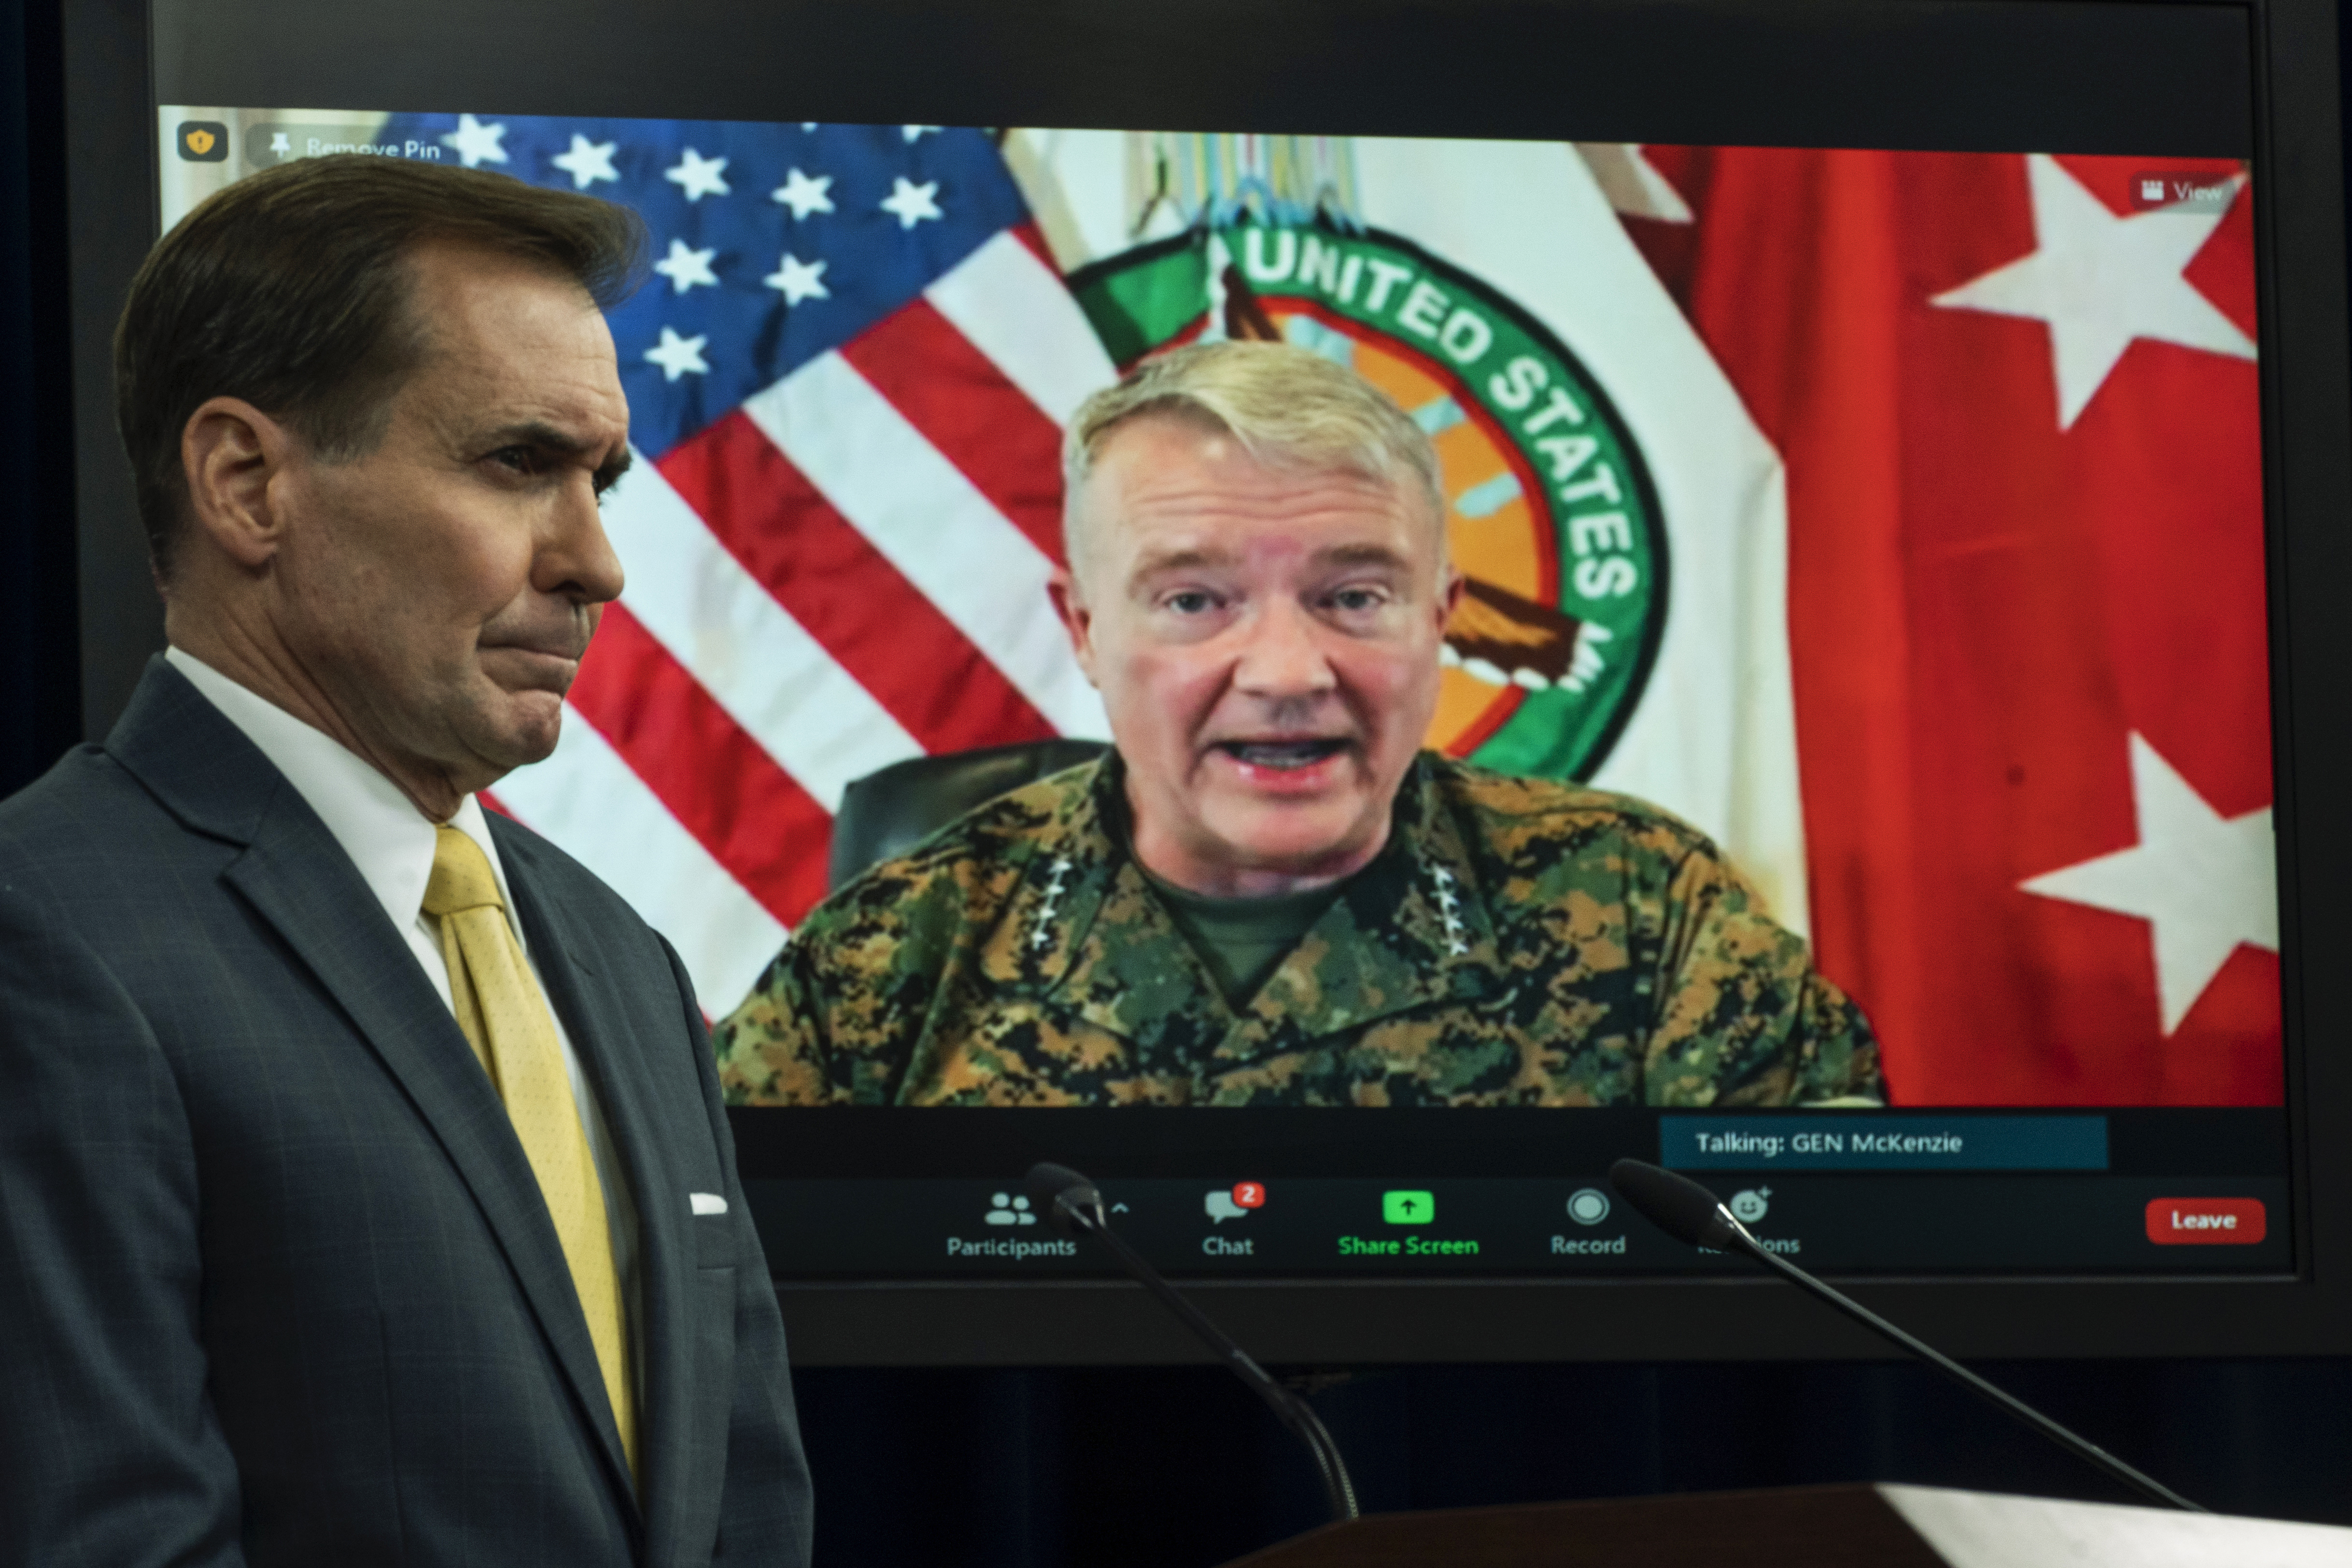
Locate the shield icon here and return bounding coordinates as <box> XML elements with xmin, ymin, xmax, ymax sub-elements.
<box><xmin>176</xmin><ymin>121</ymin><xmax>227</xmax><ymax>162</ymax></box>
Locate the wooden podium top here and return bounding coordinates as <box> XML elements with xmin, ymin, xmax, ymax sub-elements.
<box><xmin>1224</xmin><ymin>1483</ymin><xmax>2352</xmax><ymax>1568</ymax></box>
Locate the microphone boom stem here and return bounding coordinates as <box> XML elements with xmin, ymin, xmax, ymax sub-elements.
<box><xmin>1729</xmin><ymin>1228</ymin><xmax>2204</xmax><ymax>1513</ymax></box>
<box><xmin>1065</xmin><ymin>1200</ymin><xmax>1360</xmax><ymax>1523</ymax></box>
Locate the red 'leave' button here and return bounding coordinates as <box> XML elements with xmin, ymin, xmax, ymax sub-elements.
<box><xmin>2145</xmin><ymin>1198</ymin><xmax>2267</xmax><ymax>1245</ymax></box>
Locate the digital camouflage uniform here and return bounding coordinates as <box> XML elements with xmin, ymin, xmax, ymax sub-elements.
<box><xmin>714</xmin><ymin>752</ymin><xmax>1884</xmax><ymax>1107</ymax></box>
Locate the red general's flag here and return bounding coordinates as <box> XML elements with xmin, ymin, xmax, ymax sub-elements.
<box><xmin>1617</xmin><ymin>147</ymin><xmax>2278</xmax><ymax>1105</ymax></box>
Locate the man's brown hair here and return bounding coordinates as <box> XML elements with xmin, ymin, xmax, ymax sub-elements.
<box><xmin>114</xmin><ymin>154</ymin><xmax>647</xmax><ymax>581</ymax></box>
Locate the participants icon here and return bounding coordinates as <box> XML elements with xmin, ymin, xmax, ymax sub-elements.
<box><xmin>985</xmin><ymin>1192</ymin><xmax>1036</xmax><ymax>1227</ymax></box>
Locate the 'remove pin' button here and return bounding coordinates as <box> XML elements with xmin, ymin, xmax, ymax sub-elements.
<box><xmin>2145</xmin><ymin>1198</ymin><xmax>2266</xmax><ymax>1245</ymax></box>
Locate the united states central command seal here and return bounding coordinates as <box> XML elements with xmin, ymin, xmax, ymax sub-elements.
<box><xmin>1069</xmin><ymin>217</ymin><xmax>1668</xmax><ymax>781</ymax></box>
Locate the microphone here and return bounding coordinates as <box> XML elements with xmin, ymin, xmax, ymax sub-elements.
<box><xmin>1025</xmin><ymin>1162</ymin><xmax>1359</xmax><ymax>1524</ymax></box>
<box><xmin>1607</xmin><ymin>1158</ymin><xmax>2205</xmax><ymax>1513</ymax></box>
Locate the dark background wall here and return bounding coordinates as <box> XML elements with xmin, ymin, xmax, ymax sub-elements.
<box><xmin>789</xmin><ymin>1358</ymin><xmax>2352</xmax><ymax>1562</ymax></box>
<box><xmin>0</xmin><ymin>0</ymin><xmax>76</xmax><ymax>799</ymax></box>
<box><xmin>2</xmin><ymin>2</ymin><xmax>2346</xmax><ymax>1562</ymax></box>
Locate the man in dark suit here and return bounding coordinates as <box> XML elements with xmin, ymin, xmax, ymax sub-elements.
<box><xmin>0</xmin><ymin>155</ymin><xmax>812</xmax><ymax>1565</ymax></box>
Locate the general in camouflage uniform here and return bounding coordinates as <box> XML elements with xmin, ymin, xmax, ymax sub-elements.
<box><xmin>716</xmin><ymin>338</ymin><xmax>1881</xmax><ymax>1107</ymax></box>
<box><xmin>714</xmin><ymin>750</ymin><xmax>1881</xmax><ymax>1106</ymax></box>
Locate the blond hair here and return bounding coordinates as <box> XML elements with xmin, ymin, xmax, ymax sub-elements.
<box><xmin>1061</xmin><ymin>340</ymin><xmax>1446</xmax><ymax>575</ymax></box>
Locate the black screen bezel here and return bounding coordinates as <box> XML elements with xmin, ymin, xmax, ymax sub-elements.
<box><xmin>64</xmin><ymin>0</ymin><xmax>2352</xmax><ymax>1365</ymax></box>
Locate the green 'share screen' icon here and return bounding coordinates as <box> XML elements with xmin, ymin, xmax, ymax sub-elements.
<box><xmin>1381</xmin><ymin>1190</ymin><xmax>1435</xmax><ymax>1225</ymax></box>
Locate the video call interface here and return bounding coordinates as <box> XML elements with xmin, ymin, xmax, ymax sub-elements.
<box><xmin>158</xmin><ymin>104</ymin><xmax>2289</xmax><ymax>1282</ymax></box>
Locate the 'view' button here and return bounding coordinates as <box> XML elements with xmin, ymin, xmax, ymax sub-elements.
<box><xmin>2145</xmin><ymin>1198</ymin><xmax>2267</xmax><ymax>1245</ymax></box>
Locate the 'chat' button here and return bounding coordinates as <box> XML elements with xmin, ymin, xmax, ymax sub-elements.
<box><xmin>2145</xmin><ymin>1198</ymin><xmax>2266</xmax><ymax>1245</ymax></box>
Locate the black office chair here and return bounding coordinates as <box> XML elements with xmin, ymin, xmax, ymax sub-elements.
<box><xmin>825</xmin><ymin>738</ymin><xmax>1112</xmax><ymax>890</ymax></box>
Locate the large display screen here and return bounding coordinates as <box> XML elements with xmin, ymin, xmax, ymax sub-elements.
<box><xmin>150</xmin><ymin>84</ymin><xmax>2287</xmax><ymax>1291</ymax></box>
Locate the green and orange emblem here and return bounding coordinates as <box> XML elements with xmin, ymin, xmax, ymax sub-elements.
<box><xmin>1070</xmin><ymin>221</ymin><xmax>1667</xmax><ymax>780</ymax></box>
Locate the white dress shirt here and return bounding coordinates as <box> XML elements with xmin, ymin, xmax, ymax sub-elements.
<box><xmin>166</xmin><ymin>646</ymin><xmax>643</xmax><ymax>1386</ymax></box>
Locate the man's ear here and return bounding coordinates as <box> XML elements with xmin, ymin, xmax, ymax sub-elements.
<box><xmin>1437</xmin><ymin>564</ymin><xmax>1465</xmax><ymax>624</ymax></box>
<box><xmin>182</xmin><ymin>396</ymin><xmax>297</xmax><ymax>571</ymax></box>
<box><xmin>1046</xmin><ymin>566</ymin><xmax>1100</xmax><ymax>686</ymax></box>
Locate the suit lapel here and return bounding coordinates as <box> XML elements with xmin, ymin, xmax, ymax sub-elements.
<box><xmin>108</xmin><ymin>660</ymin><xmax>641</xmax><ymax>1519</ymax></box>
<box><xmin>498</xmin><ymin>827</ymin><xmax>690</xmax><ymax>1555</ymax></box>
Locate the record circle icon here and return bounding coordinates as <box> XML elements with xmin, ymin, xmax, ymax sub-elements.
<box><xmin>1566</xmin><ymin>1188</ymin><xmax>1611</xmax><ymax>1226</ymax></box>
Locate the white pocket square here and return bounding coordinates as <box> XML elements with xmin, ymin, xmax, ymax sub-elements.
<box><xmin>690</xmin><ymin>1192</ymin><xmax>729</xmax><ymax>1216</ymax></box>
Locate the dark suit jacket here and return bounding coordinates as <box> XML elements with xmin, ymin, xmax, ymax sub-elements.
<box><xmin>0</xmin><ymin>659</ymin><xmax>813</xmax><ymax>1567</ymax></box>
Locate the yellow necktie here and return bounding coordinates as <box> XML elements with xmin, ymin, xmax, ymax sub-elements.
<box><xmin>423</xmin><ymin>825</ymin><xmax>637</xmax><ymax>1480</ymax></box>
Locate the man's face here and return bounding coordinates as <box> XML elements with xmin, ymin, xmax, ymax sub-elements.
<box><xmin>268</xmin><ymin>243</ymin><xmax>629</xmax><ymax>801</ymax></box>
<box><xmin>1053</xmin><ymin>414</ymin><xmax>1458</xmax><ymax>896</ymax></box>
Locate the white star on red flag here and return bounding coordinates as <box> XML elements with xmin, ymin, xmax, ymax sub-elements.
<box><xmin>2021</xmin><ymin>733</ymin><xmax>2276</xmax><ymax>1035</ymax></box>
<box><xmin>1932</xmin><ymin>154</ymin><xmax>2254</xmax><ymax>429</ymax></box>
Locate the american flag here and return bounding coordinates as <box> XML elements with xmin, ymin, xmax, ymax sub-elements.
<box><xmin>379</xmin><ymin>113</ymin><xmax>1117</xmax><ymax>1013</ymax></box>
